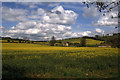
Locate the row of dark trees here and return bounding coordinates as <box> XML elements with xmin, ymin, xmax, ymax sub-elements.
<box><xmin>7</xmin><ymin>39</ymin><xmax>33</xmax><ymax>43</ymax></box>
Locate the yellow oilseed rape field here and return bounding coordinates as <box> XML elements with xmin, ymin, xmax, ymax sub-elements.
<box><xmin>1</xmin><ymin>43</ymin><xmax>119</xmax><ymax>78</ymax></box>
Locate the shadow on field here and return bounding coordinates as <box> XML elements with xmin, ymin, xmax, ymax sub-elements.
<box><xmin>2</xmin><ymin>64</ymin><xmax>25</xmax><ymax>78</ymax></box>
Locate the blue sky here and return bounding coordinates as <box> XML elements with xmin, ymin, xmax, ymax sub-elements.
<box><xmin>1</xmin><ymin>2</ymin><xmax>118</xmax><ymax>41</ymax></box>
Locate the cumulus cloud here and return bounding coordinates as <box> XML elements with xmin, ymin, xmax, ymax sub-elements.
<box><xmin>0</xmin><ymin>26</ymin><xmax>9</xmax><ymax>37</ymax></box>
<box><xmin>82</xmin><ymin>6</ymin><xmax>99</xmax><ymax>18</ymax></box>
<box><xmin>2</xmin><ymin>5</ymin><xmax>92</xmax><ymax>41</ymax></box>
<box><xmin>3</xmin><ymin>6</ymin><xmax>79</xmax><ymax>41</ymax></box>
<box><xmin>82</xmin><ymin>31</ymin><xmax>92</xmax><ymax>36</ymax></box>
<box><xmin>42</xmin><ymin>6</ymin><xmax>78</xmax><ymax>25</ymax></box>
<box><xmin>77</xmin><ymin>31</ymin><xmax>92</xmax><ymax>36</ymax></box>
<box><xmin>28</xmin><ymin>8</ymin><xmax>45</xmax><ymax>19</ymax></box>
<box><xmin>94</xmin><ymin>10</ymin><xmax>118</xmax><ymax>26</ymax></box>
<box><xmin>2</xmin><ymin>6</ymin><xmax>46</xmax><ymax>22</ymax></box>
<box><xmin>7</xmin><ymin>21</ymin><xmax>74</xmax><ymax>41</ymax></box>
<box><xmin>95</xmin><ymin>28</ymin><xmax>104</xmax><ymax>34</ymax></box>
<box><xmin>2</xmin><ymin>7</ymin><xmax>28</xmax><ymax>22</ymax></box>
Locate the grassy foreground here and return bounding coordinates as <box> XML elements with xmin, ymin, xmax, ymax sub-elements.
<box><xmin>2</xmin><ymin>43</ymin><xmax>118</xmax><ymax>78</ymax></box>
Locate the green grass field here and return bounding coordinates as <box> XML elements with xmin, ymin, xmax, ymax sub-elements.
<box><xmin>2</xmin><ymin>43</ymin><xmax>118</xmax><ymax>78</ymax></box>
<box><xmin>58</xmin><ymin>38</ymin><xmax>104</xmax><ymax>45</ymax></box>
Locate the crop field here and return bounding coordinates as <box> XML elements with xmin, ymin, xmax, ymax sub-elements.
<box><xmin>2</xmin><ymin>43</ymin><xmax>119</xmax><ymax>78</ymax></box>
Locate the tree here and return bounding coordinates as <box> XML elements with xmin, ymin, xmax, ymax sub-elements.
<box><xmin>80</xmin><ymin>38</ymin><xmax>86</xmax><ymax>47</ymax></box>
<box><xmin>49</xmin><ymin>36</ymin><xmax>56</xmax><ymax>46</ymax></box>
<box><xmin>83</xmin><ymin>1</ymin><xmax>120</xmax><ymax>14</ymax></box>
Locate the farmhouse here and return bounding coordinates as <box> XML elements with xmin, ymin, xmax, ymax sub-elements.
<box><xmin>62</xmin><ymin>42</ymin><xmax>69</xmax><ymax>47</ymax></box>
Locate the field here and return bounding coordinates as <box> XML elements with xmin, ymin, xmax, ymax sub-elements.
<box><xmin>1</xmin><ymin>38</ymin><xmax>104</xmax><ymax>45</ymax></box>
<box><xmin>58</xmin><ymin>38</ymin><xmax>104</xmax><ymax>45</ymax></box>
<box><xmin>2</xmin><ymin>43</ymin><xmax>119</xmax><ymax>78</ymax></box>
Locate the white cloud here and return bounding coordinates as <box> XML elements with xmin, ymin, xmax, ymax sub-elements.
<box><xmin>42</xmin><ymin>6</ymin><xmax>78</xmax><ymax>25</ymax></box>
<box><xmin>82</xmin><ymin>6</ymin><xmax>99</xmax><ymax>18</ymax></box>
<box><xmin>94</xmin><ymin>10</ymin><xmax>118</xmax><ymax>26</ymax></box>
<box><xmin>2</xmin><ymin>6</ymin><xmax>46</xmax><ymax>22</ymax></box>
<box><xmin>37</xmin><ymin>8</ymin><xmax>45</xmax><ymax>15</ymax></box>
<box><xmin>2</xmin><ymin>5</ymin><xmax>92</xmax><ymax>41</ymax></box>
<box><xmin>2</xmin><ymin>7</ymin><xmax>28</xmax><ymax>22</ymax></box>
<box><xmin>28</xmin><ymin>8</ymin><xmax>45</xmax><ymax>19</ymax></box>
<box><xmin>71</xmin><ymin>31</ymin><xmax>92</xmax><ymax>37</ymax></box>
<box><xmin>77</xmin><ymin>31</ymin><xmax>91</xmax><ymax>36</ymax></box>
<box><xmin>7</xmin><ymin>21</ymin><xmax>74</xmax><ymax>41</ymax></box>
<box><xmin>95</xmin><ymin>28</ymin><xmax>104</xmax><ymax>34</ymax></box>
<box><xmin>0</xmin><ymin>26</ymin><xmax>9</xmax><ymax>37</ymax></box>
<box><xmin>7</xmin><ymin>21</ymin><xmax>92</xmax><ymax>41</ymax></box>
<box><xmin>82</xmin><ymin>31</ymin><xmax>91</xmax><ymax>36</ymax></box>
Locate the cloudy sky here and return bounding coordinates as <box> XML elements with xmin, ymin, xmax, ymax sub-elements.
<box><xmin>1</xmin><ymin>2</ymin><xmax>118</xmax><ymax>41</ymax></box>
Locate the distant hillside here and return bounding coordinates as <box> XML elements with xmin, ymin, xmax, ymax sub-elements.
<box><xmin>0</xmin><ymin>36</ymin><xmax>104</xmax><ymax>45</ymax></box>
<box><xmin>57</xmin><ymin>37</ymin><xmax>104</xmax><ymax>45</ymax></box>
<box><xmin>0</xmin><ymin>37</ymin><xmax>48</xmax><ymax>45</ymax></box>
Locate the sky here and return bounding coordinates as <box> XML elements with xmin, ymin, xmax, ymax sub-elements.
<box><xmin>1</xmin><ymin>2</ymin><xmax>118</xmax><ymax>41</ymax></box>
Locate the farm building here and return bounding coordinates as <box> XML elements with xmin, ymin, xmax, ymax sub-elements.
<box><xmin>62</xmin><ymin>42</ymin><xmax>70</xmax><ymax>47</ymax></box>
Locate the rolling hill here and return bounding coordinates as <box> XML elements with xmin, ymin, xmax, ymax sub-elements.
<box><xmin>0</xmin><ymin>36</ymin><xmax>104</xmax><ymax>46</ymax></box>
<box><xmin>57</xmin><ymin>37</ymin><xmax>104</xmax><ymax>45</ymax></box>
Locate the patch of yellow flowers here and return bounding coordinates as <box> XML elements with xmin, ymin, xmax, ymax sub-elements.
<box><xmin>2</xmin><ymin>43</ymin><xmax>118</xmax><ymax>59</ymax></box>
